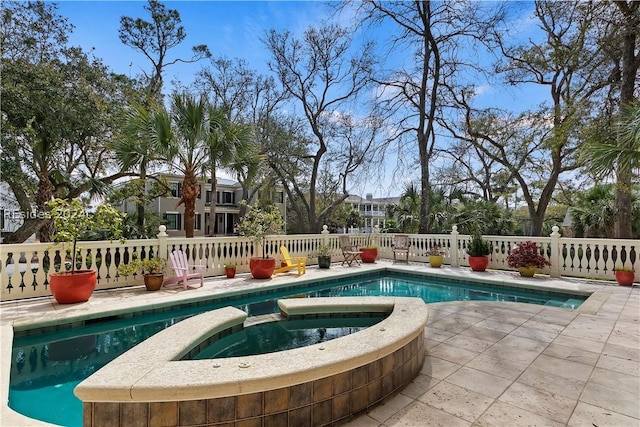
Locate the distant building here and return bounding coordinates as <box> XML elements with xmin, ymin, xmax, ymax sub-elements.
<box><xmin>122</xmin><ymin>173</ymin><xmax>286</xmax><ymax>237</ymax></box>
<box><xmin>0</xmin><ymin>182</ymin><xmax>36</xmax><ymax>243</ymax></box>
<box><xmin>344</xmin><ymin>193</ymin><xmax>400</xmax><ymax>233</ymax></box>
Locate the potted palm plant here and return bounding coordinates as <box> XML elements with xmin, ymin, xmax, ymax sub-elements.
<box><xmin>117</xmin><ymin>256</ymin><xmax>167</xmax><ymax>291</ymax></box>
<box><xmin>466</xmin><ymin>231</ymin><xmax>491</xmax><ymax>272</ymax></box>
<box><xmin>506</xmin><ymin>241</ymin><xmax>550</xmax><ymax>277</ymax></box>
<box><xmin>613</xmin><ymin>265</ymin><xmax>635</xmax><ymax>286</ymax></box>
<box><xmin>236</xmin><ymin>201</ymin><xmax>283</xmax><ymax>279</ymax></box>
<box><xmin>46</xmin><ymin>198</ymin><xmax>125</xmax><ymax>303</ymax></box>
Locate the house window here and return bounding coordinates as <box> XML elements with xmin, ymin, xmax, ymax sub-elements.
<box><xmin>170</xmin><ymin>182</ymin><xmax>182</xmax><ymax>198</ymax></box>
<box><xmin>195</xmin><ymin>213</ymin><xmax>201</xmax><ymax>230</ymax></box>
<box><xmin>197</xmin><ymin>185</ymin><xmax>202</xmax><ymax>199</ymax></box>
<box><xmin>164</xmin><ymin>213</ymin><xmax>182</xmax><ymax>230</ymax></box>
<box><xmin>275</xmin><ymin>191</ymin><xmax>284</xmax><ymax>204</ymax></box>
<box><xmin>222</xmin><ymin>191</ymin><xmax>234</xmax><ymax>204</ymax></box>
<box><xmin>0</xmin><ymin>209</ymin><xmax>4</xmax><ymax>230</ymax></box>
<box><xmin>206</xmin><ymin>190</ymin><xmax>212</xmax><ymax>204</ymax></box>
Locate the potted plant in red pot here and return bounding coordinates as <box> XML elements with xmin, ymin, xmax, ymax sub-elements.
<box><xmin>224</xmin><ymin>263</ymin><xmax>237</xmax><ymax>278</ymax></box>
<box><xmin>46</xmin><ymin>198</ymin><xmax>125</xmax><ymax>303</ymax></box>
<box><xmin>236</xmin><ymin>201</ymin><xmax>283</xmax><ymax>279</ymax></box>
<box><xmin>506</xmin><ymin>241</ymin><xmax>550</xmax><ymax>277</ymax></box>
<box><xmin>466</xmin><ymin>232</ymin><xmax>491</xmax><ymax>272</ymax></box>
<box><xmin>614</xmin><ymin>265</ymin><xmax>635</xmax><ymax>286</ymax></box>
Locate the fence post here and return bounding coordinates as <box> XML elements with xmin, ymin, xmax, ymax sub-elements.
<box><xmin>549</xmin><ymin>226</ymin><xmax>561</xmax><ymax>278</ymax></box>
<box><xmin>157</xmin><ymin>225</ymin><xmax>169</xmax><ymax>258</ymax></box>
<box><xmin>321</xmin><ymin>225</ymin><xmax>330</xmax><ymax>244</ymax></box>
<box><xmin>450</xmin><ymin>225</ymin><xmax>459</xmax><ymax>267</ymax></box>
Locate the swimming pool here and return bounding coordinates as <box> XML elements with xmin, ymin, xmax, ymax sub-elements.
<box><xmin>9</xmin><ymin>272</ymin><xmax>587</xmax><ymax>426</ymax></box>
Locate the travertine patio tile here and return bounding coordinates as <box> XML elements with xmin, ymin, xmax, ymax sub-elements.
<box><xmin>443</xmin><ymin>333</ymin><xmax>494</xmax><ymax>353</ymax></box>
<box><xmin>418</xmin><ymin>381</ymin><xmax>493</xmax><ymax>422</ymax></box>
<box><xmin>517</xmin><ymin>365</ymin><xmax>586</xmax><ymax>400</ymax></box>
<box><xmin>366</xmin><ymin>392</ymin><xmax>414</xmax><ymax>423</ymax></box>
<box><xmin>459</xmin><ymin>325</ymin><xmax>507</xmax><ymax>343</ymax></box>
<box><xmin>497</xmin><ymin>334</ymin><xmax>549</xmax><ymax>352</ymax></box>
<box><xmin>589</xmin><ymin>367</ymin><xmax>639</xmax><ymax>395</ymax></box>
<box><xmin>520</xmin><ymin>319</ymin><xmax>566</xmax><ymax>334</ymax></box>
<box><xmin>542</xmin><ymin>342</ymin><xmax>600</xmax><ymax>366</ymax></box>
<box><xmin>427</xmin><ymin>343</ymin><xmax>479</xmax><ymax>366</ymax></box>
<box><xmin>342</xmin><ymin>414</ymin><xmax>380</xmax><ymax>427</ymax></box>
<box><xmin>602</xmin><ymin>342</ymin><xmax>640</xmax><ymax>362</ymax></box>
<box><xmin>552</xmin><ymin>334</ymin><xmax>606</xmax><ymax>354</ymax></box>
<box><xmin>445</xmin><ymin>366</ymin><xmax>512</xmax><ymax>398</ymax></box>
<box><xmin>428</xmin><ymin>314</ymin><xmax>479</xmax><ymax>334</ymax></box>
<box><xmin>510</xmin><ymin>324</ymin><xmax>558</xmax><ymax>342</ymax></box>
<box><xmin>607</xmin><ymin>327</ymin><xmax>640</xmax><ymax>349</ymax></box>
<box><xmin>466</xmin><ymin>353</ymin><xmax>530</xmax><ymax>380</ymax></box>
<box><xmin>499</xmin><ymin>381</ymin><xmax>576</xmax><ymax>424</ymax></box>
<box><xmin>597</xmin><ymin>353</ymin><xmax>640</xmax><ymax>377</ymax></box>
<box><xmin>482</xmin><ymin>342</ymin><xmax>542</xmax><ymax>365</ymax></box>
<box><xmin>474</xmin><ymin>400</ymin><xmax>565</xmax><ymax>427</ymax></box>
<box><xmin>424</xmin><ymin>338</ymin><xmax>441</xmax><ymax>350</ymax></box>
<box><xmin>568</xmin><ymin>401</ymin><xmax>640</xmax><ymax>427</ymax></box>
<box><xmin>474</xmin><ymin>319</ymin><xmax>518</xmax><ymax>334</ymax></box>
<box><xmin>399</xmin><ymin>373</ymin><xmax>440</xmax><ymax>399</ymax></box>
<box><xmin>529</xmin><ymin>354</ymin><xmax>594</xmax><ymax>382</ymax></box>
<box><xmin>424</xmin><ymin>327</ymin><xmax>455</xmax><ymax>342</ymax></box>
<box><xmin>421</xmin><ymin>356</ymin><xmax>461</xmax><ymax>380</ymax></box>
<box><xmin>580</xmin><ymin>381</ymin><xmax>640</xmax><ymax>419</ymax></box>
<box><xmin>560</xmin><ymin>323</ymin><xmax>614</xmax><ymax>343</ymax></box>
<box><xmin>385</xmin><ymin>401</ymin><xmax>471</xmax><ymax>427</ymax></box>
<box><xmin>485</xmin><ymin>311</ymin><xmax>532</xmax><ymax>326</ymax></box>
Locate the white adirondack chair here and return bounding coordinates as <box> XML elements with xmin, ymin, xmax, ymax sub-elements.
<box><xmin>164</xmin><ymin>250</ymin><xmax>205</xmax><ymax>290</ymax></box>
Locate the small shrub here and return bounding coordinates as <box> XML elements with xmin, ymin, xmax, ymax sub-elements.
<box><xmin>506</xmin><ymin>241</ymin><xmax>550</xmax><ymax>269</ymax></box>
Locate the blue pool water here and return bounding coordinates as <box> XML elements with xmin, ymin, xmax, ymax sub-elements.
<box><xmin>9</xmin><ymin>272</ymin><xmax>586</xmax><ymax>426</ymax></box>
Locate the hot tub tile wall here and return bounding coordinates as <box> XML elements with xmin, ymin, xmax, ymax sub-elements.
<box><xmin>82</xmin><ymin>333</ymin><xmax>424</xmax><ymax>426</ymax></box>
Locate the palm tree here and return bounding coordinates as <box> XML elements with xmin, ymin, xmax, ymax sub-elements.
<box><xmin>587</xmin><ymin>102</ymin><xmax>640</xmax><ymax>238</ymax></box>
<box><xmin>114</xmin><ymin>102</ymin><xmax>171</xmax><ymax>237</ymax></box>
<box><xmin>206</xmin><ymin>107</ymin><xmax>253</xmax><ymax>236</ymax></box>
<box><xmin>168</xmin><ymin>93</ymin><xmax>210</xmax><ymax>238</ymax></box>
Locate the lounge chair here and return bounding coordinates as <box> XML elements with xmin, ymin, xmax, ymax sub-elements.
<box><xmin>274</xmin><ymin>246</ymin><xmax>306</xmax><ymax>276</ymax></box>
<box><xmin>164</xmin><ymin>250</ymin><xmax>205</xmax><ymax>289</ymax></box>
<box><xmin>339</xmin><ymin>235</ymin><xmax>362</xmax><ymax>266</ymax></box>
<box><xmin>392</xmin><ymin>234</ymin><xmax>410</xmax><ymax>262</ymax></box>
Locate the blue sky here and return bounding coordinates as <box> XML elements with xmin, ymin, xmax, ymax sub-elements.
<box><xmin>55</xmin><ymin>1</ymin><xmax>544</xmax><ymax>198</ymax></box>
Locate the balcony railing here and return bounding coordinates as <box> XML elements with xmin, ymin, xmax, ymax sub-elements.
<box><xmin>1</xmin><ymin>225</ymin><xmax>637</xmax><ymax>302</ymax></box>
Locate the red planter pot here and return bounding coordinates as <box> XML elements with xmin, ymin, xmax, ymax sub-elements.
<box><xmin>225</xmin><ymin>268</ymin><xmax>236</xmax><ymax>279</ymax></box>
<box><xmin>360</xmin><ymin>248</ymin><xmax>378</xmax><ymax>263</ymax></box>
<box><xmin>468</xmin><ymin>256</ymin><xmax>489</xmax><ymax>272</ymax></box>
<box><xmin>49</xmin><ymin>270</ymin><xmax>97</xmax><ymax>304</ymax></box>
<box><xmin>249</xmin><ymin>257</ymin><xmax>276</xmax><ymax>279</ymax></box>
<box><xmin>615</xmin><ymin>270</ymin><xmax>635</xmax><ymax>286</ymax></box>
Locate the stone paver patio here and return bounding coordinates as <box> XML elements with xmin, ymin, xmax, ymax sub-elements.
<box><xmin>1</xmin><ymin>261</ymin><xmax>638</xmax><ymax>427</ymax></box>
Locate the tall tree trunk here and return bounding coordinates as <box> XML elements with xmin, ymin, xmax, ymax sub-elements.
<box><xmin>613</xmin><ymin>1</ymin><xmax>638</xmax><ymax>239</ymax></box>
<box><xmin>177</xmin><ymin>170</ymin><xmax>200</xmax><ymax>238</ymax></box>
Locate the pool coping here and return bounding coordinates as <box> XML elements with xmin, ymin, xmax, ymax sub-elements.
<box><xmin>74</xmin><ymin>296</ymin><xmax>427</xmax><ymax>402</ymax></box>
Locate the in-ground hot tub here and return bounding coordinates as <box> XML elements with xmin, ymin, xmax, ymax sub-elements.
<box><xmin>75</xmin><ymin>296</ymin><xmax>428</xmax><ymax>427</ymax></box>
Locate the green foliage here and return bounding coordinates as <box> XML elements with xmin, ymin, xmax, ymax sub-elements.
<box><xmin>506</xmin><ymin>241</ymin><xmax>550</xmax><ymax>269</ymax></box>
<box><xmin>46</xmin><ymin>198</ymin><xmax>126</xmax><ymax>273</ymax></box>
<box><xmin>117</xmin><ymin>256</ymin><xmax>167</xmax><ymax>276</ymax></box>
<box><xmin>236</xmin><ymin>200</ymin><xmax>283</xmax><ymax>258</ymax></box>
<box><xmin>224</xmin><ymin>263</ymin><xmax>237</xmax><ymax>269</ymax></box>
<box><xmin>466</xmin><ymin>232</ymin><xmax>491</xmax><ymax>257</ymax></box>
<box><xmin>614</xmin><ymin>265</ymin><xmax>634</xmax><ymax>272</ymax></box>
<box><xmin>314</xmin><ymin>244</ymin><xmax>332</xmax><ymax>257</ymax></box>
